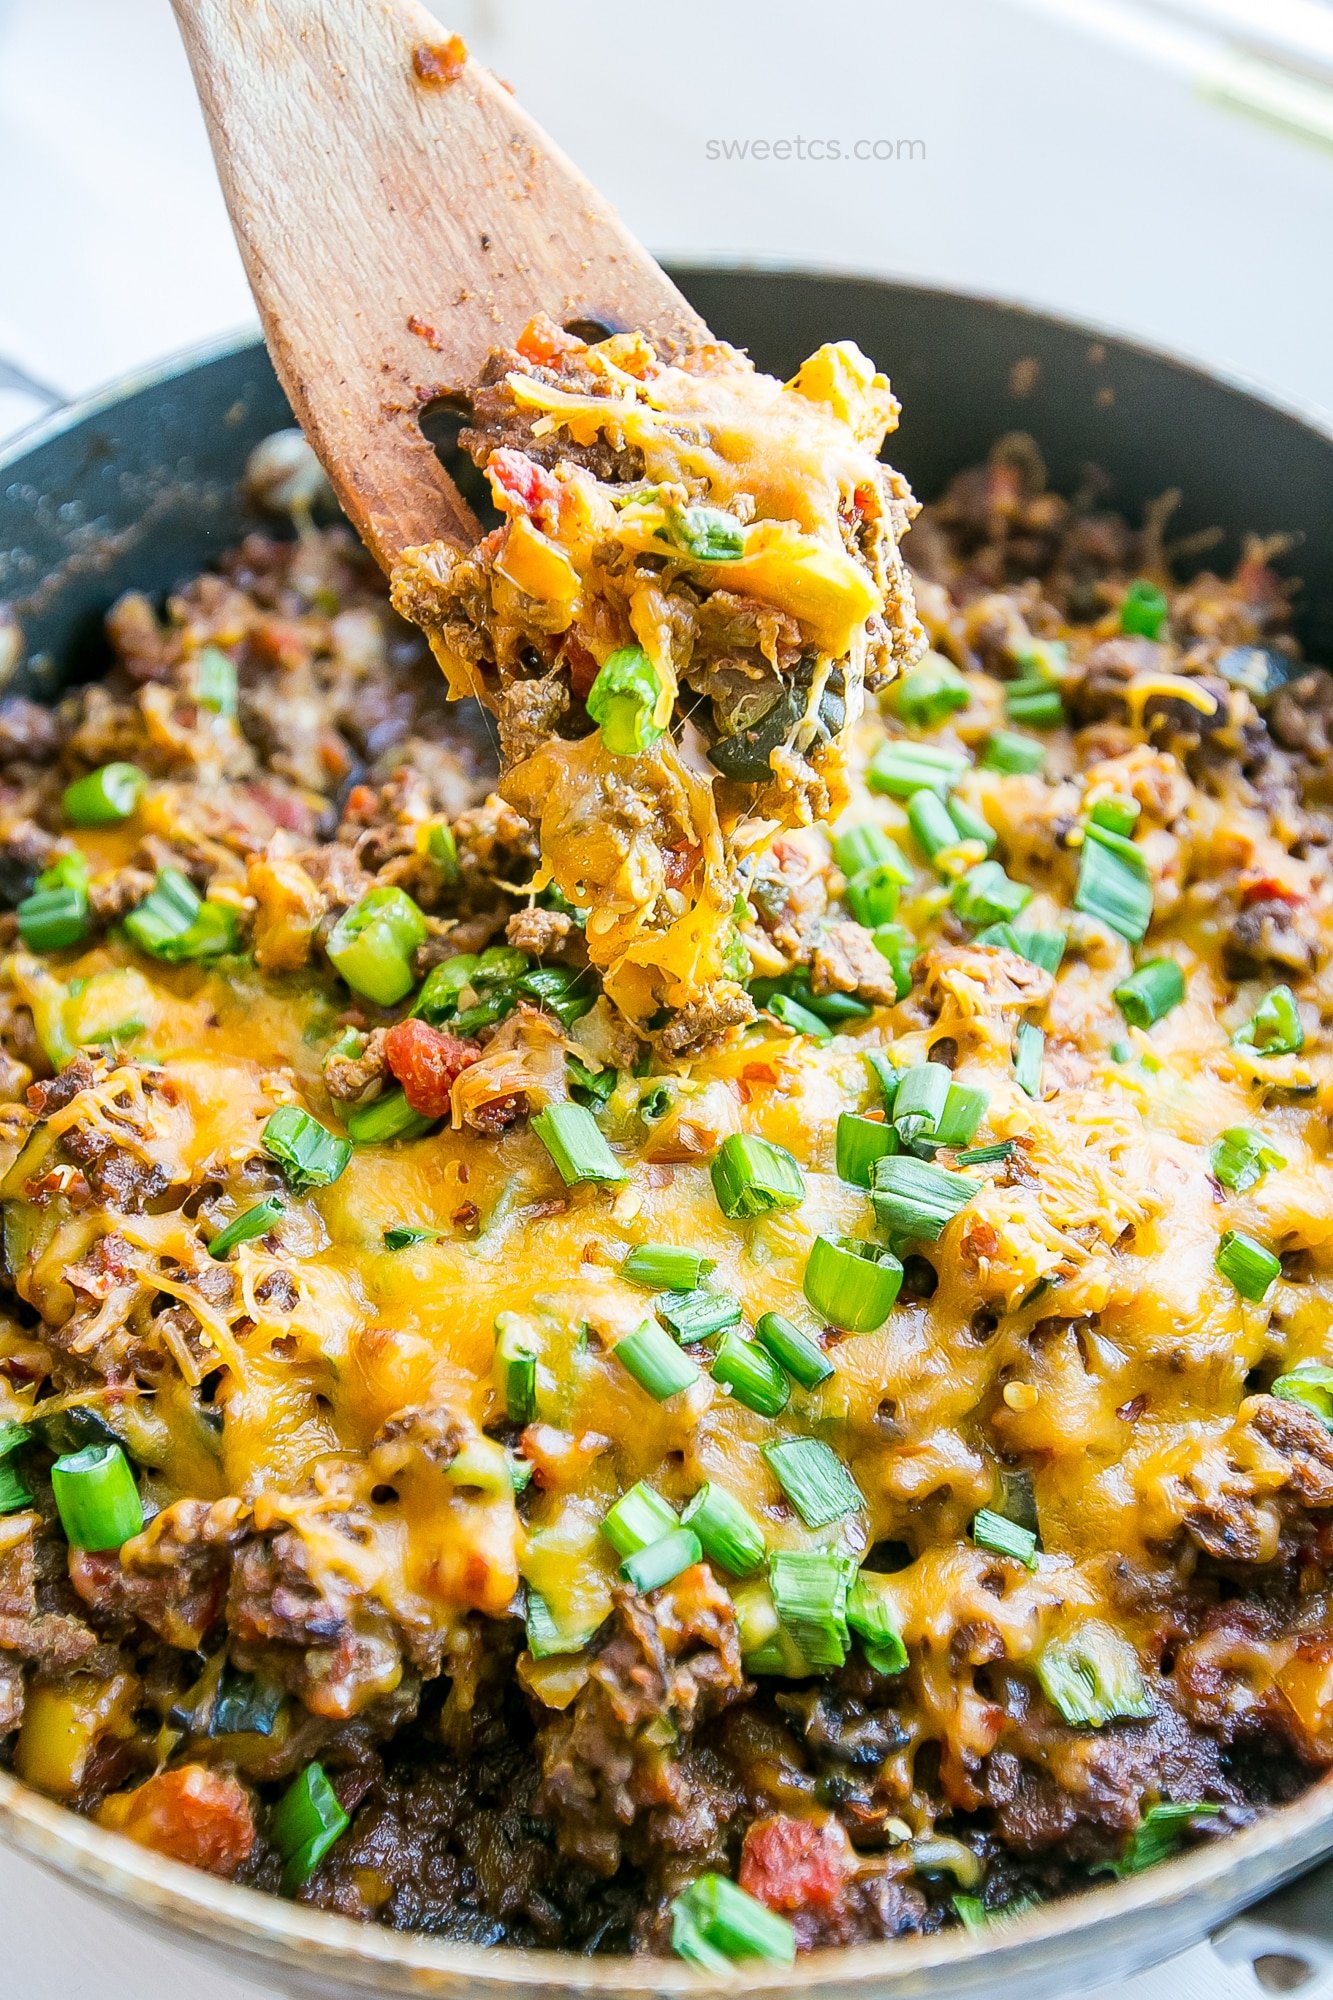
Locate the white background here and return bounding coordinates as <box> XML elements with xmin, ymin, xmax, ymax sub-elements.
<box><xmin>1</xmin><ymin>0</ymin><xmax>1331</xmax><ymax>1994</ymax></box>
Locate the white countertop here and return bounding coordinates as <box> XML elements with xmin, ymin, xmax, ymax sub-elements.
<box><xmin>1</xmin><ymin>1</ymin><xmax>1330</xmax><ymax>1994</ymax></box>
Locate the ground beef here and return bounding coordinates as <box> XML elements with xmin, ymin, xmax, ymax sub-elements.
<box><xmin>810</xmin><ymin>921</ymin><xmax>903</xmax><ymax>1005</ymax></box>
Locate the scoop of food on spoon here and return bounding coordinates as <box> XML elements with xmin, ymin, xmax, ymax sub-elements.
<box><xmin>172</xmin><ymin>0</ymin><xmax>924</xmax><ymax>1052</ymax></box>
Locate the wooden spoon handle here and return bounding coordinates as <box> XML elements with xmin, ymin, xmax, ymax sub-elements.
<box><xmin>172</xmin><ymin>0</ymin><xmax>707</xmax><ymax>566</ymax></box>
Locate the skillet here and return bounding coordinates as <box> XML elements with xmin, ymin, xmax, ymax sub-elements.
<box><xmin>0</xmin><ymin>263</ymin><xmax>1330</xmax><ymax>1998</ymax></box>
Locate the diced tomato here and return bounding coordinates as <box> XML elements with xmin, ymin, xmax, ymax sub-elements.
<box><xmin>384</xmin><ymin>1018</ymin><xmax>479</xmax><ymax>1119</ymax></box>
<box><xmin>662</xmin><ymin>843</ymin><xmax>701</xmax><ymax>891</ymax></box>
<box><xmin>97</xmin><ymin>1765</ymin><xmax>255</xmax><ymax>1879</ymax></box>
<box><xmin>514</xmin><ymin>316</ymin><xmax>584</xmax><ymax>368</ymax></box>
<box><xmin>486</xmin><ymin>447</ymin><xmax>562</xmax><ymax>534</ymax></box>
<box><xmin>739</xmin><ymin>1814</ymin><xmax>848</xmax><ymax>1913</ymax></box>
<box><xmin>341</xmin><ymin>784</ymin><xmax>378</xmax><ymax>824</ymax></box>
<box><xmin>1241</xmin><ymin>874</ymin><xmax>1304</xmax><ymax>907</ymax></box>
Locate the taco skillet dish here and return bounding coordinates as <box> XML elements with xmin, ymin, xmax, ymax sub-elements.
<box><xmin>0</xmin><ymin>320</ymin><xmax>1330</xmax><ymax>1966</ymax></box>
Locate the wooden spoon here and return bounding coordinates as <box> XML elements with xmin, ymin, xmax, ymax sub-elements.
<box><xmin>171</xmin><ymin>0</ymin><xmax>708</xmax><ymax>569</ymax></box>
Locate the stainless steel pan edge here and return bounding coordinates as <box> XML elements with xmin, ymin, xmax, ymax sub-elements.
<box><xmin>1</xmin><ymin>268</ymin><xmax>1332</xmax><ymax>1994</ymax></box>
<box><xmin>2</xmin><ymin>1763</ymin><xmax>1332</xmax><ymax>2000</ymax></box>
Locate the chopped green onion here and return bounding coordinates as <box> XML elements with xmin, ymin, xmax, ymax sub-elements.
<box><xmin>953</xmin><ymin>1893</ymin><xmax>1040</xmax><ymax>1933</ymax></box>
<box><xmin>1271</xmin><ymin>1359</ymin><xmax>1333</xmax><ymax>1428</ymax></box>
<box><xmin>1005</xmin><ymin>681</ymin><xmax>1064</xmax><ymax>728</ymax></box>
<box><xmin>427</xmin><ymin>821</ymin><xmax>459</xmax><ymax>881</ymax></box>
<box><xmin>980</xmin><ymin>919</ymin><xmax>1066</xmax><ymax>976</ymax></box>
<box><xmin>621</xmin><ymin>1525</ymin><xmax>702</xmax><ymax>1593</ymax></box>
<box><xmin>62</xmin><ymin>762</ymin><xmax>146</xmax><ymax>826</ymax></box>
<box><xmin>656</xmin><ymin>1286</ymin><xmax>743</xmax><ymax>1344</ymax></box>
<box><xmin>764</xmin><ymin>1437</ymin><xmax>865</xmax><ymax>1527</ymax></box>
<box><xmin>975</xmin><ymin>919</ymin><xmax>1020</xmax><ymax>956</ymax></box>
<box><xmin>751</xmin><ymin>971</ymin><xmax>871</xmax><ymax>1028</ymax></box>
<box><xmin>666</xmin><ymin>504</ymin><xmax>745</xmax><ymax>562</ymax></box>
<box><xmin>1014</xmin><ymin>1021</ymin><xmax>1045</xmax><ymax>1097</ymax></box>
<box><xmin>1014</xmin><ymin>638</ymin><xmax>1067</xmax><ymax>682</ymax></box>
<box><xmin>1210</xmin><ymin>1126</ymin><xmax>1285</xmax><ymax>1194</ymax></box>
<box><xmin>725</xmin><ymin>925</ymin><xmax>761</xmax><ymax>981</ymax></box>
<box><xmin>870</xmin><ymin>1155</ymin><xmax>980</xmax><ymax>1240</ymax></box>
<box><xmin>867</xmin><ymin>739</ymin><xmax>969</xmax><ymax>798</ymax></box>
<box><xmin>952</xmin><ymin>860</ymin><xmax>1032</xmax><ymax>928</ymax></box>
<box><xmin>1075</xmin><ymin>824</ymin><xmax>1152</xmax><ymax>943</ymax></box>
<box><xmin>907</xmin><ymin>789</ymin><xmax>961</xmax><ymax>863</ymax></box>
<box><xmin>832</xmin><ymin>824</ymin><xmax>912</xmax><ymax>882</ymax></box>
<box><xmin>894</xmin><ymin>655</ymin><xmax>970</xmax><ymax>727</ymax></box>
<box><xmin>1233</xmin><ymin>983</ymin><xmax>1303</xmax><ymax>1056</ymax></box>
<box><xmin>754</xmin><ymin>1310</ymin><xmax>834</xmax><ymax>1389</ymax></box>
<box><xmin>0</xmin><ymin>1424</ymin><xmax>32</xmax><ymax>1514</ymax></box>
<box><xmin>261</xmin><ymin>1105</ymin><xmax>352</xmax><ymax>1190</ymax></box>
<box><xmin>1035</xmin><ymin>1620</ymin><xmax>1153</xmax><ymax>1727</ymax></box>
<box><xmin>711</xmin><ymin>1327</ymin><xmax>790</xmax><ymax>1415</ymax></box>
<box><xmin>1013</xmin><ymin>925</ymin><xmax>1066</xmax><ymax>975</ymax></box>
<box><xmin>1100</xmin><ymin>1802</ymin><xmax>1222</xmax><ymax>1879</ymax></box>
<box><xmin>524</xmin><ymin>1590</ymin><xmax>598</xmax><ymax>1658</ymax></box>
<box><xmin>768</xmin><ymin>1547</ymin><xmax>853</xmax><ymax>1668</ymax></box>
<box><xmin>586</xmin><ymin>644</ymin><xmax>664</xmax><ymax>756</ymax></box>
<box><xmin>732</xmin><ymin>1577</ymin><xmax>805</xmax><ymax>1675</ymax></box>
<box><xmin>670</xmin><ymin>1873</ymin><xmax>796</xmax><ymax>1970</ymax></box>
<box><xmin>892</xmin><ymin>1061</ymin><xmax>951</xmax><ymax>1143</ymax></box>
<box><xmin>870</xmin><ymin>922</ymin><xmax>918</xmax><ymax>999</ymax></box>
<box><xmin>208</xmin><ymin>1195</ymin><xmax>284</xmax><ymax>1258</ymax></box>
<box><xmin>847</xmin><ymin>1571</ymin><xmax>908</xmax><ymax>1674</ymax></box>
<box><xmin>602</xmin><ymin>1482</ymin><xmax>678</xmax><ymax>1557</ymax></box>
<box><xmin>194</xmin><ymin>646</ymin><xmax>239</xmax><ymax>716</ymax></box>
<box><xmin>844</xmin><ymin>862</ymin><xmax>901</xmax><ymax>928</ymax></box>
<box><xmin>346</xmin><ymin>1087</ymin><xmax>434</xmax><ymax>1145</ymax></box>
<box><xmin>804</xmin><ymin>1234</ymin><xmax>903</xmax><ymax>1331</ymax></box>
<box><xmin>1216</xmin><ymin>1228</ymin><xmax>1281</xmax><ymax>1302</ymax></box>
<box><xmin>956</xmin><ymin>1140</ymin><xmax>1015</xmax><ymax>1166</ymax></box>
<box><xmin>495</xmin><ymin>1318</ymin><xmax>537</xmax><ymax>1423</ymax></box>
<box><xmin>866</xmin><ymin>1051</ymin><xmax>902</xmax><ymax>1110</ymax></box>
<box><xmin>1115</xmin><ymin>958</ymin><xmax>1185</xmax><ymax>1029</ymax></box>
<box><xmin>945</xmin><ymin>795</ymin><xmax>997</xmax><ymax>854</ymax></box>
<box><xmin>382</xmin><ymin>1224</ymin><xmax>441</xmax><ymax>1250</ymax></box>
<box><xmin>531</xmin><ymin>1102</ymin><xmax>626</xmax><ymax>1185</ymax></box>
<box><xmin>1120</xmin><ymin>578</ymin><xmax>1169</xmax><ymax>639</ymax></box>
<box><xmin>623</xmin><ymin>1243</ymin><xmax>715</xmax><ymax>1291</ymax></box>
<box><xmin>1090</xmin><ymin>794</ymin><xmax>1141</xmax><ymax>837</ymax></box>
<box><xmin>981</xmin><ymin>729</ymin><xmax>1045</xmax><ymax>775</ymax></box>
<box><xmin>681</xmin><ymin>1484</ymin><xmax>766</xmax><ymax>1576</ymax></box>
<box><xmin>835</xmin><ymin>1110</ymin><xmax>898</xmax><ymax>1187</ymax></box>
<box><xmin>326</xmin><ymin>886</ymin><xmax>428</xmax><ymax>1007</ymax></box>
<box><xmin>521</xmin><ymin>965</ymin><xmax>595</xmax><ymax>1028</ymax></box>
<box><xmin>38</xmin><ymin>851</ymin><xmax>91</xmax><ymax>892</ymax></box>
<box><xmin>765</xmin><ymin>991</ymin><xmax>833</xmax><ymax>1041</ymax></box>
<box><xmin>124</xmin><ymin>867</ymin><xmax>240</xmax><ymax>962</ymax></box>
<box><xmin>566</xmin><ymin>1054</ymin><xmax>616</xmax><ymax>1105</ymax></box>
<box><xmin>18</xmin><ymin>883</ymin><xmax>89</xmax><ymax>952</ymax></box>
<box><xmin>933</xmin><ymin>1083</ymin><xmax>989</xmax><ymax>1149</ymax></box>
<box><xmin>710</xmin><ymin>1133</ymin><xmax>805</xmax><ymax>1219</ymax></box>
<box><xmin>51</xmin><ymin>1442</ymin><xmax>143</xmax><ymax>1551</ymax></box>
<box><xmin>971</xmin><ymin>1507</ymin><xmax>1038</xmax><ymax>1569</ymax></box>
<box><xmin>614</xmin><ymin>1318</ymin><xmax>700</xmax><ymax>1400</ymax></box>
<box><xmin>271</xmin><ymin>1762</ymin><xmax>349</xmax><ymax>1893</ymax></box>
<box><xmin>414</xmin><ymin>952</ymin><xmax>479</xmax><ymax>1022</ymax></box>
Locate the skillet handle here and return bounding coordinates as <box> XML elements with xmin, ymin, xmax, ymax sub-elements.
<box><xmin>1211</xmin><ymin>1858</ymin><xmax>1333</xmax><ymax>1988</ymax></box>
